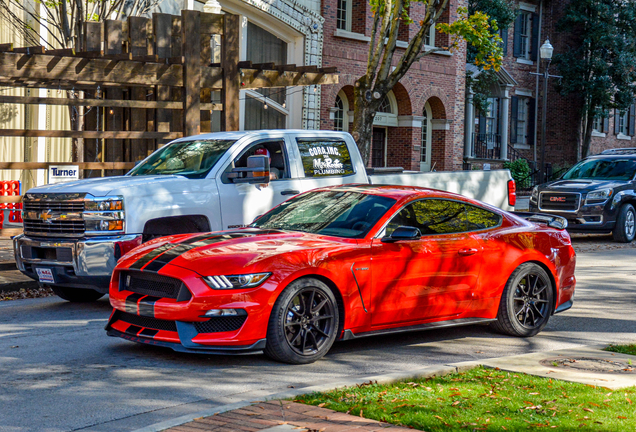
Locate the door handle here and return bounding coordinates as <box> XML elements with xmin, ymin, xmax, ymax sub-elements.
<box><xmin>458</xmin><ymin>248</ymin><xmax>479</xmax><ymax>256</ymax></box>
<box><xmin>281</xmin><ymin>190</ymin><xmax>300</xmax><ymax>196</ymax></box>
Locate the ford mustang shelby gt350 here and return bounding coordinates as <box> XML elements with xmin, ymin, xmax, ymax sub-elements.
<box><xmin>106</xmin><ymin>185</ymin><xmax>576</xmax><ymax>364</ymax></box>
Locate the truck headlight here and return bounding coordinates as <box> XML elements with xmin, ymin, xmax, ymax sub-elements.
<box><xmin>530</xmin><ymin>186</ymin><xmax>539</xmax><ymax>203</ymax></box>
<box><xmin>203</xmin><ymin>273</ymin><xmax>271</xmax><ymax>290</ymax></box>
<box><xmin>586</xmin><ymin>188</ymin><xmax>613</xmax><ymax>205</ymax></box>
<box><xmin>84</xmin><ymin>196</ymin><xmax>125</xmax><ymax>234</ymax></box>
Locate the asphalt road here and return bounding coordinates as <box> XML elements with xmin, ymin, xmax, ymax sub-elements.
<box><xmin>1</xmin><ymin>247</ymin><xmax>635</xmax><ymax>432</ymax></box>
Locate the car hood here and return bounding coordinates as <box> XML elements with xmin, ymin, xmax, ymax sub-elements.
<box><xmin>540</xmin><ymin>179</ymin><xmax>630</xmax><ymax>193</ymax></box>
<box><xmin>25</xmin><ymin>175</ymin><xmax>188</xmax><ymax>197</ymax></box>
<box><xmin>121</xmin><ymin>228</ymin><xmax>356</xmax><ymax>275</ymax></box>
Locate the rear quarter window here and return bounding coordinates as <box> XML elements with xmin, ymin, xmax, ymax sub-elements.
<box><xmin>296</xmin><ymin>139</ymin><xmax>355</xmax><ymax>177</ymax></box>
<box><xmin>465</xmin><ymin>204</ymin><xmax>502</xmax><ymax>231</ymax></box>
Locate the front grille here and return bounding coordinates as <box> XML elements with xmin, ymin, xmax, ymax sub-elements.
<box><xmin>194</xmin><ymin>316</ymin><xmax>247</xmax><ymax>333</ymax></box>
<box><xmin>23</xmin><ymin>220</ymin><xmax>86</xmax><ymax>237</ymax></box>
<box><xmin>539</xmin><ymin>193</ymin><xmax>580</xmax><ymax>212</ymax></box>
<box><xmin>23</xmin><ymin>197</ymin><xmax>86</xmax><ymax>237</ymax></box>
<box><xmin>120</xmin><ymin>271</ymin><xmax>188</xmax><ymax>300</ymax></box>
<box><xmin>23</xmin><ymin>200</ymin><xmax>85</xmax><ymax>213</ymax></box>
<box><xmin>116</xmin><ymin>310</ymin><xmax>177</xmax><ymax>332</ymax></box>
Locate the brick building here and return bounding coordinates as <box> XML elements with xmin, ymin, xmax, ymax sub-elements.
<box><xmin>465</xmin><ymin>0</ymin><xmax>634</xmax><ymax>177</ymax></box>
<box><xmin>319</xmin><ymin>0</ymin><xmax>469</xmax><ymax>171</ymax></box>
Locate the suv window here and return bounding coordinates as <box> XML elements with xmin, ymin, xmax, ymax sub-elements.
<box><xmin>562</xmin><ymin>158</ymin><xmax>636</xmax><ymax>181</ymax></box>
<box><xmin>296</xmin><ymin>139</ymin><xmax>355</xmax><ymax>177</ymax></box>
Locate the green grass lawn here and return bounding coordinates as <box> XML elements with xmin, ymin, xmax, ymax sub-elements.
<box><xmin>297</xmin><ymin>367</ymin><xmax>636</xmax><ymax>431</ymax></box>
<box><xmin>605</xmin><ymin>344</ymin><xmax>636</xmax><ymax>357</ymax></box>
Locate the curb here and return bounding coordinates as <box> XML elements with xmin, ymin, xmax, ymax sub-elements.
<box><xmin>132</xmin><ymin>363</ymin><xmax>469</xmax><ymax>432</ymax></box>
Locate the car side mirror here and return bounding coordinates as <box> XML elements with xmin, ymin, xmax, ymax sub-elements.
<box><xmin>381</xmin><ymin>226</ymin><xmax>422</xmax><ymax>243</ymax></box>
<box><xmin>227</xmin><ymin>155</ymin><xmax>270</xmax><ymax>184</ymax></box>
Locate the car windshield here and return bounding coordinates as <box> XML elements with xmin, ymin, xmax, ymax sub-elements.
<box><xmin>252</xmin><ymin>190</ymin><xmax>396</xmax><ymax>238</ymax></box>
<box><xmin>128</xmin><ymin>139</ymin><xmax>236</xmax><ymax>179</ymax></box>
<box><xmin>562</xmin><ymin>158</ymin><xmax>636</xmax><ymax>181</ymax></box>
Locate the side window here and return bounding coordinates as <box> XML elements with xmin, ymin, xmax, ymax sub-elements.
<box><xmin>296</xmin><ymin>139</ymin><xmax>355</xmax><ymax>177</ymax></box>
<box><xmin>222</xmin><ymin>140</ymin><xmax>289</xmax><ymax>183</ymax></box>
<box><xmin>464</xmin><ymin>204</ymin><xmax>502</xmax><ymax>231</ymax></box>
<box><xmin>386</xmin><ymin>199</ymin><xmax>467</xmax><ymax>236</ymax></box>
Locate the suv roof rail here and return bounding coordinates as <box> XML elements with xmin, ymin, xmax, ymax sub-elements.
<box><xmin>599</xmin><ymin>148</ymin><xmax>636</xmax><ymax>155</ymax></box>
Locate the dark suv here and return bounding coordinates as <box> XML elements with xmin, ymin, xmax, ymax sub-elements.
<box><xmin>529</xmin><ymin>148</ymin><xmax>636</xmax><ymax>242</ymax></box>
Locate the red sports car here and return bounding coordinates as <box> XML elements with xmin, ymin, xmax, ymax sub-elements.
<box><xmin>106</xmin><ymin>185</ymin><xmax>576</xmax><ymax>364</ymax></box>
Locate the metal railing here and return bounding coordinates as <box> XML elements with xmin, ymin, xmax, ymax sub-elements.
<box><xmin>472</xmin><ymin>133</ymin><xmax>501</xmax><ymax>160</ymax></box>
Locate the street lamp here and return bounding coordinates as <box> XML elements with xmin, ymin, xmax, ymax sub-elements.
<box><xmin>532</xmin><ymin>40</ymin><xmax>560</xmax><ymax>184</ymax></box>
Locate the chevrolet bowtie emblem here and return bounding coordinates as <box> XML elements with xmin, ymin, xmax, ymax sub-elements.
<box><xmin>39</xmin><ymin>210</ymin><xmax>53</xmax><ymax>224</ymax></box>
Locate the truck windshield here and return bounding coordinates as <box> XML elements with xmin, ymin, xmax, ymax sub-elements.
<box><xmin>128</xmin><ymin>139</ymin><xmax>236</xmax><ymax>179</ymax></box>
<box><xmin>252</xmin><ymin>190</ymin><xmax>396</xmax><ymax>238</ymax></box>
<box><xmin>562</xmin><ymin>158</ymin><xmax>636</xmax><ymax>181</ymax></box>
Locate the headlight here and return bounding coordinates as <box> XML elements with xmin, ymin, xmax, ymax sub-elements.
<box><xmin>203</xmin><ymin>273</ymin><xmax>271</xmax><ymax>290</ymax></box>
<box><xmin>586</xmin><ymin>188</ymin><xmax>613</xmax><ymax>205</ymax></box>
<box><xmin>84</xmin><ymin>195</ymin><xmax>125</xmax><ymax>234</ymax></box>
<box><xmin>530</xmin><ymin>186</ymin><xmax>539</xmax><ymax>203</ymax></box>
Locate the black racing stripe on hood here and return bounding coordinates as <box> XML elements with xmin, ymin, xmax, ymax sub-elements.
<box><xmin>142</xmin><ymin>232</ymin><xmax>260</xmax><ymax>272</ymax></box>
<box><xmin>129</xmin><ymin>243</ymin><xmax>178</xmax><ymax>270</ymax></box>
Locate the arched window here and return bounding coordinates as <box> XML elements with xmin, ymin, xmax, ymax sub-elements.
<box><xmin>373</xmin><ymin>91</ymin><xmax>398</xmax><ymax>127</ymax></box>
<box><xmin>377</xmin><ymin>95</ymin><xmax>391</xmax><ymax>113</ymax></box>
<box><xmin>421</xmin><ymin>102</ymin><xmax>432</xmax><ymax>172</ymax></box>
<box><xmin>332</xmin><ymin>90</ymin><xmax>349</xmax><ymax>131</ymax></box>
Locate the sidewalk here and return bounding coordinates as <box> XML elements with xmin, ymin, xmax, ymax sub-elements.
<box><xmin>138</xmin><ymin>345</ymin><xmax>636</xmax><ymax>432</ymax></box>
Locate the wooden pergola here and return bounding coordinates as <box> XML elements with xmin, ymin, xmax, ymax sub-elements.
<box><xmin>0</xmin><ymin>9</ymin><xmax>338</xmax><ymax>174</ymax></box>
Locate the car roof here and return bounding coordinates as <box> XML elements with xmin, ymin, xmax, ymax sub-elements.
<box><xmin>170</xmin><ymin>130</ymin><xmax>352</xmax><ymax>142</ymax></box>
<box><xmin>595</xmin><ymin>148</ymin><xmax>636</xmax><ymax>157</ymax></box>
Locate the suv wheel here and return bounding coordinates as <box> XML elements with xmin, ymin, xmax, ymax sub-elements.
<box><xmin>613</xmin><ymin>204</ymin><xmax>636</xmax><ymax>243</ymax></box>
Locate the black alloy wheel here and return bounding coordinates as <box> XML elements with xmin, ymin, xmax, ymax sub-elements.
<box><xmin>491</xmin><ymin>263</ymin><xmax>553</xmax><ymax>337</ymax></box>
<box><xmin>265</xmin><ymin>278</ymin><xmax>339</xmax><ymax>364</ymax></box>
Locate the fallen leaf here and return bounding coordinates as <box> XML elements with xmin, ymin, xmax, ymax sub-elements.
<box><xmin>318</xmin><ymin>403</ymin><xmax>325</xmax><ymax>408</ymax></box>
<box><xmin>451</xmin><ymin>401</ymin><xmax>460</xmax><ymax>406</ymax></box>
<box><xmin>583</xmin><ymin>408</ymin><xmax>594</xmax><ymax>413</ymax></box>
<box><xmin>618</xmin><ymin>416</ymin><xmax>627</xmax><ymax>419</ymax></box>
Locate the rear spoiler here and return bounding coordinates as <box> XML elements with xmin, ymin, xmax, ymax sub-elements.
<box><xmin>512</xmin><ymin>212</ymin><xmax>568</xmax><ymax>230</ymax></box>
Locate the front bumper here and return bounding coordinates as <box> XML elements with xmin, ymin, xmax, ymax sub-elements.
<box><xmin>14</xmin><ymin>233</ymin><xmax>143</xmax><ymax>292</ymax></box>
<box><xmin>529</xmin><ymin>200</ymin><xmax>616</xmax><ymax>234</ymax></box>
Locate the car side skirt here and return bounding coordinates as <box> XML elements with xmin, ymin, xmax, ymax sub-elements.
<box><xmin>340</xmin><ymin>318</ymin><xmax>497</xmax><ymax>341</ymax></box>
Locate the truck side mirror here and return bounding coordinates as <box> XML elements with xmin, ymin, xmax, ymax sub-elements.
<box><xmin>381</xmin><ymin>226</ymin><xmax>422</xmax><ymax>243</ymax></box>
<box><xmin>227</xmin><ymin>155</ymin><xmax>270</xmax><ymax>184</ymax></box>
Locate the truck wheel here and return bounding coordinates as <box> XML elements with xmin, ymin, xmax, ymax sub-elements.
<box><xmin>491</xmin><ymin>263</ymin><xmax>553</xmax><ymax>338</ymax></box>
<box><xmin>613</xmin><ymin>204</ymin><xmax>636</xmax><ymax>243</ymax></box>
<box><xmin>264</xmin><ymin>278</ymin><xmax>339</xmax><ymax>364</ymax></box>
<box><xmin>50</xmin><ymin>286</ymin><xmax>105</xmax><ymax>302</ymax></box>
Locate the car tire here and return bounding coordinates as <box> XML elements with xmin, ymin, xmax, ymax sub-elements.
<box><xmin>264</xmin><ymin>278</ymin><xmax>339</xmax><ymax>364</ymax></box>
<box><xmin>491</xmin><ymin>262</ymin><xmax>553</xmax><ymax>337</ymax></box>
<box><xmin>613</xmin><ymin>204</ymin><xmax>636</xmax><ymax>243</ymax></box>
<box><xmin>50</xmin><ymin>286</ymin><xmax>105</xmax><ymax>302</ymax></box>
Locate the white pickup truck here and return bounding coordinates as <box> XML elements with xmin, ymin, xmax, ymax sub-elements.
<box><xmin>14</xmin><ymin>130</ymin><xmax>515</xmax><ymax>301</ymax></box>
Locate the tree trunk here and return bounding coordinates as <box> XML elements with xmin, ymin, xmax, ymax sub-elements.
<box><xmin>581</xmin><ymin>109</ymin><xmax>595</xmax><ymax>160</ymax></box>
<box><xmin>352</xmin><ymin>83</ymin><xmax>380</xmax><ymax>166</ymax></box>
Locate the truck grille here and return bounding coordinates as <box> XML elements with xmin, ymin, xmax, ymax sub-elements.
<box><xmin>539</xmin><ymin>192</ymin><xmax>580</xmax><ymax>212</ymax></box>
<box><xmin>23</xmin><ymin>220</ymin><xmax>86</xmax><ymax>237</ymax></box>
<box><xmin>119</xmin><ymin>271</ymin><xmax>190</xmax><ymax>301</ymax></box>
<box><xmin>23</xmin><ymin>195</ymin><xmax>86</xmax><ymax>237</ymax></box>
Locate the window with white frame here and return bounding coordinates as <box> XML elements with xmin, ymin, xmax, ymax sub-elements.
<box><xmin>244</xmin><ymin>22</ymin><xmax>289</xmax><ymax>130</ymax></box>
<box><xmin>378</xmin><ymin>95</ymin><xmax>392</xmax><ymax>113</ymax></box>
<box><xmin>592</xmin><ymin>116</ymin><xmax>603</xmax><ymax>133</ymax></box>
<box><xmin>517</xmin><ymin>12</ymin><xmax>532</xmax><ymax>60</ymax></box>
<box><xmin>618</xmin><ymin>110</ymin><xmax>629</xmax><ymax>136</ymax></box>
<box><xmin>425</xmin><ymin>22</ymin><xmax>436</xmax><ymax>47</ymax></box>
<box><xmin>337</xmin><ymin>0</ymin><xmax>352</xmax><ymax>31</ymax></box>
<box><xmin>334</xmin><ymin>95</ymin><xmax>345</xmax><ymax>131</ymax></box>
<box><xmin>516</xmin><ymin>97</ymin><xmax>529</xmax><ymax>145</ymax></box>
<box><xmin>485</xmin><ymin>98</ymin><xmax>499</xmax><ymax>136</ymax></box>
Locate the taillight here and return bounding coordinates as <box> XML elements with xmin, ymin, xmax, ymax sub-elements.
<box><xmin>508</xmin><ymin>179</ymin><xmax>516</xmax><ymax>207</ymax></box>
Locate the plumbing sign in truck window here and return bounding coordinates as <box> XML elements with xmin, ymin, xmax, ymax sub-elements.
<box><xmin>297</xmin><ymin>139</ymin><xmax>354</xmax><ymax>177</ymax></box>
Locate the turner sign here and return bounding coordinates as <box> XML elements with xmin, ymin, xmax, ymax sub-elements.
<box><xmin>49</xmin><ymin>166</ymin><xmax>79</xmax><ymax>184</ymax></box>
